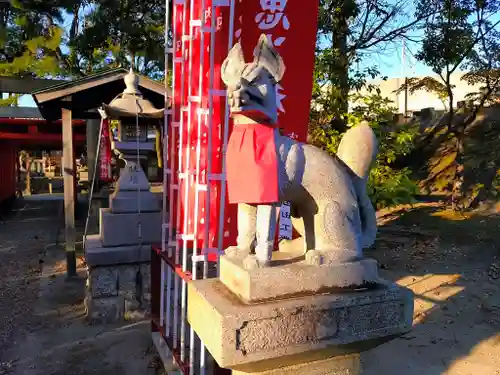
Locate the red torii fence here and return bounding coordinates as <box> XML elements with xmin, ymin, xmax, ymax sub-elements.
<box><xmin>151</xmin><ymin>0</ymin><xmax>319</xmax><ymax>373</ymax></box>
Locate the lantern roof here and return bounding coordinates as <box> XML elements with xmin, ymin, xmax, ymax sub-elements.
<box><xmin>31</xmin><ymin>67</ymin><xmax>168</xmax><ymax>121</ymax></box>
<box><xmin>102</xmin><ymin>69</ymin><xmax>165</xmax><ymax>119</ymax></box>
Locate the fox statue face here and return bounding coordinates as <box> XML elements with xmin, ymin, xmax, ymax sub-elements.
<box><xmin>221</xmin><ymin>34</ymin><xmax>286</xmax><ymax>124</ymax></box>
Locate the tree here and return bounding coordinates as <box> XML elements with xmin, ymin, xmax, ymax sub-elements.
<box><xmin>0</xmin><ymin>1</ymin><xmax>68</xmax><ymax>106</ymax></box>
<box><xmin>70</xmin><ymin>0</ymin><xmax>166</xmax><ymax>78</ymax></box>
<box><xmin>394</xmin><ymin>76</ymin><xmax>450</xmax><ymax>109</ymax></box>
<box><xmin>313</xmin><ymin>0</ymin><xmax>433</xmax><ymax>132</ymax></box>
<box><xmin>399</xmin><ymin>0</ymin><xmax>500</xmax><ymax>209</ymax></box>
<box><xmin>310</xmin><ymin>90</ymin><xmax>420</xmax><ymax>208</ymax></box>
<box><xmin>0</xmin><ymin>0</ymin><xmax>166</xmax><ymax>83</ymax></box>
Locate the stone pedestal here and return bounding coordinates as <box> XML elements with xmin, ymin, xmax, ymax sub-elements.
<box><xmin>187</xmin><ymin>252</ymin><xmax>413</xmax><ymax>374</ymax></box>
<box><xmin>84</xmin><ymin>159</ymin><xmax>161</xmax><ymax>324</ymax></box>
<box><xmin>220</xmin><ymin>251</ymin><xmax>379</xmax><ymax>303</ymax></box>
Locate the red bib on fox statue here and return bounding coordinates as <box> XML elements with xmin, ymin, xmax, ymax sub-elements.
<box><xmin>226</xmin><ymin>122</ymin><xmax>279</xmax><ymax>204</ymax></box>
<box><xmin>222</xmin><ymin>37</ymin><xmax>285</xmax><ymax>206</ymax></box>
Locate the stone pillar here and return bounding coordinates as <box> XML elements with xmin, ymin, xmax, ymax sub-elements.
<box><xmin>187</xmin><ymin>252</ymin><xmax>414</xmax><ymax>374</ymax></box>
<box><xmin>86</xmin><ymin>118</ymin><xmax>100</xmax><ymax>190</ymax></box>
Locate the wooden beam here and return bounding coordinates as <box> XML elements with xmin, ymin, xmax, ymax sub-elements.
<box><xmin>0</xmin><ymin>107</ymin><xmax>42</xmax><ymax>119</ymax></box>
<box><xmin>0</xmin><ymin>132</ymin><xmax>86</xmax><ymax>142</ymax></box>
<box><xmin>0</xmin><ymin>76</ymin><xmax>65</xmax><ymax>94</ymax></box>
<box><xmin>62</xmin><ymin>106</ymin><xmax>77</xmax><ymax>277</ymax></box>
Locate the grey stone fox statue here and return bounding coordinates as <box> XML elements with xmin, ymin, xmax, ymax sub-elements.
<box><xmin>222</xmin><ymin>34</ymin><xmax>378</xmax><ymax>269</ymax></box>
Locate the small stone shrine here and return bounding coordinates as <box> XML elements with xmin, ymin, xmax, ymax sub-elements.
<box><xmin>84</xmin><ymin>69</ymin><xmax>164</xmax><ymax>323</ymax></box>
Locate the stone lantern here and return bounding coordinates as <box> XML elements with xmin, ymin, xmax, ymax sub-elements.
<box><xmin>84</xmin><ymin>70</ymin><xmax>165</xmax><ymax>323</ymax></box>
<box><xmin>101</xmin><ymin>69</ymin><xmax>164</xmax><ymax>213</ymax></box>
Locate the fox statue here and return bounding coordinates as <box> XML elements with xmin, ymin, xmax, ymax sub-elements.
<box><xmin>222</xmin><ymin>34</ymin><xmax>378</xmax><ymax>269</ymax></box>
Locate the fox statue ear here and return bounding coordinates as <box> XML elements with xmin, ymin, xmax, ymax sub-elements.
<box><xmin>253</xmin><ymin>34</ymin><xmax>285</xmax><ymax>82</ymax></box>
<box><xmin>221</xmin><ymin>42</ymin><xmax>246</xmax><ymax>86</ymax></box>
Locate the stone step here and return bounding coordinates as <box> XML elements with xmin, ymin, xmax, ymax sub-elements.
<box><xmin>99</xmin><ymin>208</ymin><xmax>162</xmax><ymax>247</ymax></box>
<box><xmin>84</xmin><ymin>234</ymin><xmax>151</xmax><ymax>267</ymax></box>
<box><xmin>109</xmin><ymin>190</ymin><xmax>161</xmax><ymax>213</ymax></box>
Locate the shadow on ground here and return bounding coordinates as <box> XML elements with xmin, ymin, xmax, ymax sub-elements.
<box><xmin>0</xmin><ymin>199</ymin><xmax>160</xmax><ymax>375</ymax></box>
<box><xmin>363</xmin><ymin>203</ymin><xmax>500</xmax><ymax>375</ymax></box>
<box><xmin>2</xmin><ymin>198</ymin><xmax>499</xmax><ymax>375</ymax></box>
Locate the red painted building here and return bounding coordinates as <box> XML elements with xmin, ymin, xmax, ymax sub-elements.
<box><xmin>0</xmin><ymin>115</ymin><xmax>86</xmax><ymax>203</ymax></box>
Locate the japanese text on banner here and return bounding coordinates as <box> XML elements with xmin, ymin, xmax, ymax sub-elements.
<box><xmin>255</xmin><ymin>1</ymin><xmax>294</xmax><ymax>240</ymax></box>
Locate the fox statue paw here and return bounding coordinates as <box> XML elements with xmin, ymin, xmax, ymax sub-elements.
<box><xmin>225</xmin><ymin>246</ymin><xmax>251</xmax><ymax>259</ymax></box>
<box><xmin>242</xmin><ymin>254</ymin><xmax>270</xmax><ymax>270</ymax></box>
<box><xmin>305</xmin><ymin>250</ymin><xmax>325</xmax><ymax>266</ymax></box>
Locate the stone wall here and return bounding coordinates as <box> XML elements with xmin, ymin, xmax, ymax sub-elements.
<box><xmin>85</xmin><ymin>261</ymin><xmax>151</xmax><ymax>323</ymax></box>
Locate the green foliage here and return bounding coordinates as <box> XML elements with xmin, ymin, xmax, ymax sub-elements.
<box><xmin>492</xmin><ymin>170</ymin><xmax>500</xmax><ymax>198</ymax></box>
<box><xmin>0</xmin><ymin>2</ymin><xmax>66</xmax><ymax>79</ymax></box>
<box><xmin>0</xmin><ymin>94</ymin><xmax>20</xmax><ymax>107</ymax></box>
<box><xmin>71</xmin><ymin>0</ymin><xmax>166</xmax><ymax>78</ymax></box>
<box><xmin>415</xmin><ymin>0</ymin><xmax>476</xmax><ymax>75</ymax></box>
<box><xmin>0</xmin><ymin>0</ymin><xmax>166</xmax><ymax>80</ymax></box>
<box><xmin>0</xmin><ymin>26</ymin><xmax>64</xmax><ymax>78</ymax></box>
<box><xmin>394</xmin><ymin>76</ymin><xmax>451</xmax><ymax>109</ymax></box>
<box><xmin>314</xmin><ymin>0</ymin><xmax>432</xmax><ymax>128</ymax></box>
<box><xmin>310</xmin><ymin>92</ymin><xmax>420</xmax><ymax>208</ymax></box>
<box><xmin>410</xmin><ymin>0</ymin><xmax>500</xmax><ymax>110</ymax></box>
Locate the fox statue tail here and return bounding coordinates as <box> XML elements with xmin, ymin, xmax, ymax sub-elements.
<box><xmin>336</xmin><ymin>122</ymin><xmax>378</xmax><ymax>248</ymax></box>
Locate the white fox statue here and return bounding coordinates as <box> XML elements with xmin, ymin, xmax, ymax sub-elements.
<box><xmin>222</xmin><ymin>34</ymin><xmax>378</xmax><ymax>271</ymax></box>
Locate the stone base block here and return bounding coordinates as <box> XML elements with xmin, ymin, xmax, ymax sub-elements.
<box><xmin>187</xmin><ymin>279</ymin><xmax>413</xmax><ymax>371</ymax></box>
<box><xmin>220</xmin><ymin>252</ymin><xmax>379</xmax><ymax>303</ymax></box>
<box><xmin>232</xmin><ymin>353</ymin><xmax>360</xmax><ymax>375</ymax></box>
<box><xmin>99</xmin><ymin>208</ymin><xmax>161</xmax><ymax>247</ymax></box>
<box><xmin>85</xmin><ymin>261</ymin><xmax>151</xmax><ymax>324</ymax></box>
<box><xmin>109</xmin><ymin>190</ymin><xmax>161</xmax><ymax>213</ymax></box>
<box><xmin>85</xmin><ymin>293</ymin><xmax>124</xmax><ymax>324</ymax></box>
<box><xmin>85</xmin><ymin>235</ymin><xmax>151</xmax><ymax>267</ymax></box>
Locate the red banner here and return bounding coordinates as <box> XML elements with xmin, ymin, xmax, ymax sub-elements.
<box><xmin>169</xmin><ymin>0</ymin><xmax>319</xmax><ymax>256</ymax></box>
<box><xmin>99</xmin><ymin>119</ymin><xmax>112</xmax><ymax>182</ymax></box>
<box><xmin>235</xmin><ymin>0</ymin><xmax>320</xmax><ymax>142</ymax></box>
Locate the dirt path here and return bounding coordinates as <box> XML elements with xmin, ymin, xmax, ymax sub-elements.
<box><xmin>363</xmin><ymin>204</ymin><xmax>500</xmax><ymax>375</ymax></box>
<box><xmin>0</xmin><ymin>199</ymin><xmax>160</xmax><ymax>375</ymax></box>
<box><xmin>1</xmin><ymin>199</ymin><xmax>499</xmax><ymax>375</ymax></box>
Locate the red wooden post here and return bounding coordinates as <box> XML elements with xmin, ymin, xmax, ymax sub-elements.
<box><xmin>154</xmin><ymin>0</ymin><xmax>320</xmax><ymax>373</ymax></box>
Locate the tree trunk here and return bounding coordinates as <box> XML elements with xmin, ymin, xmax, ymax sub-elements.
<box><xmin>328</xmin><ymin>3</ymin><xmax>350</xmax><ymax>133</ymax></box>
<box><xmin>447</xmin><ymin>87</ymin><xmax>454</xmax><ymax>131</ymax></box>
<box><xmin>451</xmin><ymin>129</ymin><xmax>465</xmax><ymax>211</ymax></box>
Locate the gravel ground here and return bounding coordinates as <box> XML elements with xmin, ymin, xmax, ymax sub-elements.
<box><xmin>1</xmin><ymin>199</ymin><xmax>499</xmax><ymax>375</ymax></box>
<box><xmin>0</xmin><ymin>200</ymin><xmax>60</xmax><ymax>367</ymax></box>
<box><xmin>363</xmin><ymin>205</ymin><xmax>500</xmax><ymax>375</ymax></box>
<box><xmin>0</xmin><ymin>199</ymin><xmax>161</xmax><ymax>375</ymax></box>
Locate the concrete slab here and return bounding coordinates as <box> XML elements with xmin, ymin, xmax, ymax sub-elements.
<box><xmin>99</xmin><ymin>209</ymin><xmax>161</xmax><ymax>247</ymax></box>
<box><xmin>109</xmin><ymin>190</ymin><xmax>161</xmax><ymax>213</ymax></box>
<box><xmin>84</xmin><ymin>234</ymin><xmax>151</xmax><ymax>267</ymax></box>
<box><xmin>187</xmin><ymin>279</ymin><xmax>413</xmax><ymax>371</ymax></box>
<box><xmin>219</xmin><ymin>252</ymin><xmax>379</xmax><ymax>303</ymax></box>
<box><xmin>232</xmin><ymin>353</ymin><xmax>360</xmax><ymax>375</ymax></box>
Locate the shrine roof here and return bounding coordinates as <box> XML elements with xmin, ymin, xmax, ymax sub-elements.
<box><xmin>32</xmin><ymin>68</ymin><xmax>170</xmax><ymax>121</ymax></box>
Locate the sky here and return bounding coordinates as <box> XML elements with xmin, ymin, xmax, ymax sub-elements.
<box><xmin>17</xmin><ymin>30</ymin><xmax>425</xmax><ymax>108</ymax></box>
<box><xmin>16</xmin><ymin>4</ymin><xmax>498</xmax><ymax>108</ymax></box>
